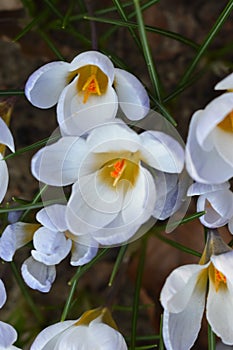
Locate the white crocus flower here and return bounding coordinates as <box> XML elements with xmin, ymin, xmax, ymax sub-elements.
<box><xmin>161</xmin><ymin>229</ymin><xmax>233</xmax><ymax>349</ymax></box>
<box><xmin>185</xmin><ymin>87</ymin><xmax>233</xmax><ymax>184</ymax></box>
<box><xmin>0</xmin><ymin>280</ymin><xmax>21</xmax><ymax>349</ymax></box>
<box><xmin>32</xmin><ymin>204</ymin><xmax>98</xmax><ymax>266</ymax></box>
<box><xmin>0</xmin><ymin>117</ymin><xmax>15</xmax><ymax>202</ymax></box>
<box><xmin>32</xmin><ymin>121</ymin><xmax>184</xmax><ymax>245</ymax></box>
<box><xmin>30</xmin><ymin>307</ymin><xmax>127</xmax><ymax>350</ymax></box>
<box><xmin>187</xmin><ymin>182</ymin><xmax>233</xmax><ymax>233</ymax></box>
<box><xmin>25</xmin><ymin>51</ymin><xmax>149</xmax><ymax>136</ymax></box>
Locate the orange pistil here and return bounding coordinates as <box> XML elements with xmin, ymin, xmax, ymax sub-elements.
<box><xmin>81</xmin><ymin>66</ymin><xmax>101</xmax><ymax>103</ymax></box>
<box><xmin>215</xmin><ymin>268</ymin><xmax>227</xmax><ymax>292</ymax></box>
<box><xmin>110</xmin><ymin>159</ymin><xmax>127</xmax><ymax>186</ymax></box>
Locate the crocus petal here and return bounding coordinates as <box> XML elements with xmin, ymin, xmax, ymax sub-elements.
<box><xmin>114</xmin><ymin>68</ymin><xmax>149</xmax><ymax>120</ymax></box>
<box><xmin>66</xmin><ymin>178</ymin><xmax>120</xmax><ymax>235</ymax></box>
<box><xmin>32</xmin><ymin>228</ymin><xmax>72</xmax><ymax>265</ymax></box>
<box><xmin>215</xmin><ymin>73</ymin><xmax>233</xmax><ymax>90</ymax></box>
<box><xmin>57</xmin><ymin>77</ymin><xmax>118</xmax><ymax>136</ymax></box>
<box><xmin>228</xmin><ymin>217</ymin><xmax>233</xmax><ymax>235</ymax></box>
<box><xmin>36</xmin><ymin>205</ymin><xmax>67</xmax><ymax>232</ymax></box>
<box><xmin>185</xmin><ymin>111</ymin><xmax>233</xmax><ymax>183</ymax></box>
<box><xmin>30</xmin><ymin>320</ymin><xmax>76</xmax><ymax>350</ymax></box>
<box><xmin>25</xmin><ymin>61</ymin><xmax>70</xmax><ymax>108</ymax></box>
<box><xmin>0</xmin><ymin>117</ymin><xmax>15</xmax><ymax>152</ymax></box>
<box><xmin>70</xmin><ymin>51</ymin><xmax>115</xmax><ymax>84</ymax></box>
<box><xmin>21</xmin><ymin>257</ymin><xmax>56</xmax><ymax>293</ymax></box>
<box><xmin>121</xmin><ymin>166</ymin><xmax>156</xmax><ymax>225</ymax></box>
<box><xmin>31</xmin><ymin>136</ymin><xmax>87</xmax><ymax>186</ymax></box>
<box><xmin>207</xmin><ymin>258</ymin><xmax>233</xmax><ymax>344</ymax></box>
<box><xmin>197</xmin><ymin>190</ymin><xmax>233</xmax><ymax>228</ymax></box>
<box><xmin>0</xmin><ymin>280</ymin><xmax>6</xmax><ymax>308</ymax></box>
<box><xmin>0</xmin><ymin>156</ymin><xmax>8</xmax><ymax>203</ymax></box>
<box><xmin>0</xmin><ymin>321</ymin><xmax>17</xmax><ymax>348</ymax></box>
<box><xmin>196</xmin><ymin>93</ymin><xmax>233</xmax><ymax>149</ymax></box>
<box><xmin>70</xmin><ymin>236</ymin><xmax>98</xmax><ymax>266</ymax></box>
<box><xmin>0</xmin><ymin>223</ymin><xmax>39</xmax><ymax>261</ymax></box>
<box><xmin>139</xmin><ymin>130</ymin><xmax>184</xmax><ymax>173</ymax></box>
<box><xmin>89</xmin><ymin>322</ymin><xmax>128</xmax><ymax>349</ymax></box>
<box><xmin>213</xmin><ymin>127</ymin><xmax>233</xmax><ymax>166</ymax></box>
<box><xmin>211</xmin><ymin>251</ymin><xmax>233</xmax><ymax>287</ymax></box>
<box><xmin>86</xmin><ymin>120</ymin><xmax>140</xmax><ymax>153</ymax></box>
<box><xmin>187</xmin><ymin>182</ymin><xmax>230</xmax><ymax>196</ymax></box>
<box><xmin>163</xmin><ymin>280</ymin><xmax>206</xmax><ymax>350</ymax></box>
<box><xmin>160</xmin><ymin>264</ymin><xmax>207</xmax><ymax>313</ymax></box>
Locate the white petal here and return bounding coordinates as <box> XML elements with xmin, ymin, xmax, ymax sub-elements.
<box><xmin>0</xmin><ymin>280</ymin><xmax>6</xmax><ymax>308</ymax></box>
<box><xmin>163</xmin><ymin>280</ymin><xmax>205</xmax><ymax>350</ymax></box>
<box><xmin>30</xmin><ymin>320</ymin><xmax>75</xmax><ymax>350</ymax></box>
<box><xmin>0</xmin><ymin>156</ymin><xmax>8</xmax><ymax>203</ymax></box>
<box><xmin>86</xmin><ymin>120</ymin><xmax>140</xmax><ymax>153</ymax></box>
<box><xmin>0</xmin><ymin>321</ymin><xmax>17</xmax><ymax>348</ymax></box>
<box><xmin>0</xmin><ymin>223</ymin><xmax>37</xmax><ymax>261</ymax></box>
<box><xmin>185</xmin><ymin>111</ymin><xmax>233</xmax><ymax>183</ymax></box>
<box><xmin>31</xmin><ymin>136</ymin><xmax>87</xmax><ymax>186</ymax></box>
<box><xmin>36</xmin><ymin>205</ymin><xmax>67</xmax><ymax>232</ymax></box>
<box><xmin>66</xmin><ymin>178</ymin><xmax>120</xmax><ymax>235</ymax></box>
<box><xmin>32</xmin><ymin>228</ymin><xmax>72</xmax><ymax>265</ymax></box>
<box><xmin>70</xmin><ymin>238</ymin><xmax>98</xmax><ymax>266</ymax></box>
<box><xmin>196</xmin><ymin>93</ymin><xmax>233</xmax><ymax>149</ymax></box>
<box><xmin>25</xmin><ymin>61</ymin><xmax>70</xmax><ymax>108</ymax></box>
<box><xmin>197</xmin><ymin>190</ymin><xmax>233</xmax><ymax>228</ymax></box>
<box><xmin>213</xmin><ymin>127</ymin><xmax>233</xmax><ymax>166</ymax></box>
<box><xmin>70</xmin><ymin>51</ymin><xmax>115</xmax><ymax>84</ymax></box>
<box><xmin>92</xmin><ymin>213</ymin><xmax>142</xmax><ymax>246</ymax></box>
<box><xmin>89</xmin><ymin>322</ymin><xmax>128</xmax><ymax>349</ymax></box>
<box><xmin>0</xmin><ymin>118</ymin><xmax>15</xmax><ymax>152</ymax></box>
<box><xmin>228</xmin><ymin>217</ymin><xmax>233</xmax><ymax>235</ymax></box>
<box><xmin>57</xmin><ymin>77</ymin><xmax>118</xmax><ymax>136</ymax></box>
<box><xmin>215</xmin><ymin>73</ymin><xmax>233</xmax><ymax>90</ymax></box>
<box><xmin>187</xmin><ymin>182</ymin><xmax>230</xmax><ymax>196</ymax></box>
<box><xmin>207</xmin><ymin>258</ymin><xmax>233</xmax><ymax>344</ymax></box>
<box><xmin>21</xmin><ymin>257</ymin><xmax>56</xmax><ymax>293</ymax></box>
<box><xmin>121</xmin><ymin>166</ymin><xmax>156</xmax><ymax>225</ymax></box>
<box><xmin>160</xmin><ymin>263</ymin><xmax>207</xmax><ymax>313</ymax></box>
<box><xmin>114</xmin><ymin>68</ymin><xmax>149</xmax><ymax>120</ymax></box>
<box><xmin>139</xmin><ymin>130</ymin><xmax>184</xmax><ymax>173</ymax></box>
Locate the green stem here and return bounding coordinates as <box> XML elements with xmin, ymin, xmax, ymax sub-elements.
<box><xmin>179</xmin><ymin>0</ymin><xmax>233</xmax><ymax>86</ymax></box>
<box><xmin>208</xmin><ymin>323</ymin><xmax>216</xmax><ymax>350</ymax></box>
<box><xmin>10</xmin><ymin>261</ymin><xmax>43</xmax><ymax>323</ymax></box>
<box><xmin>130</xmin><ymin>237</ymin><xmax>147</xmax><ymax>349</ymax></box>
<box><xmin>61</xmin><ymin>248</ymin><xmax>109</xmax><ymax>321</ymax></box>
<box><xmin>133</xmin><ymin>0</ymin><xmax>161</xmax><ymax>103</ymax></box>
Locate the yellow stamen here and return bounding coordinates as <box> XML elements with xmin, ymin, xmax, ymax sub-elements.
<box><xmin>82</xmin><ymin>74</ymin><xmax>101</xmax><ymax>103</ymax></box>
<box><xmin>214</xmin><ymin>268</ymin><xmax>227</xmax><ymax>292</ymax></box>
<box><xmin>217</xmin><ymin>110</ymin><xmax>233</xmax><ymax>133</ymax></box>
<box><xmin>109</xmin><ymin>159</ymin><xmax>127</xmax><ymax>186</ymax></box>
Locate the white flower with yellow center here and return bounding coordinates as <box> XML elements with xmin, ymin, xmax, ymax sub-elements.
<box><xmin>185</xmin><ymin>75</ymin><xmax>233</xmax><ymax>183</ymax></box>
<box><xmin>25</xmin><ymin>51</ymin><xmax>149</xmax><ymax>136</ymax></box>
<box><xmin>30</xmin><ymin>307</ymin><xmax>127</xmax><ymax>350</ymax></box>
<box><xmin>160</xmin><ymin>229</ymin><xmax>233</xmax><ymax>349</ymax></box>
<box><xmin>0</xmin><ymin>117</ymin><xmax>15</xmax><ymax>203</ymax></box>
<box><xmin>32</xmin><ymin>121</ymin><xmax>184</xmax><ymax>245</ymax></box>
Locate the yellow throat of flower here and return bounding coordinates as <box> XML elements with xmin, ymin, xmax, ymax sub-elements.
<box><xmin>68</xmin><ymin>64</ymin><xmax>108</xmax><ymax>104</ymax></box>
<box><xmin>101</xmin><ymin>155</ymin><xmax>140</xmax><ymax>188</ymax></box>
<box><xmin>217</xmin><ymin>110</ymin><xmax>233</xmax><ymax>133</ymax></box>
<box><xmin>209</xmin><ymin>264</ymin><xmax>227</xmax><ymax>292</ymax></box>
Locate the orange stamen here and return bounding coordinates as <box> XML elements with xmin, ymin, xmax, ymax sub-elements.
<box><xmin>110</xmin><ymin>159</ymin><xmax>127</xmax><ymax>186</ymax></box>
<box><xmin>215</xmin><ymin>268</ymin><xmax>227</xmax><ymax>292</ymax></box>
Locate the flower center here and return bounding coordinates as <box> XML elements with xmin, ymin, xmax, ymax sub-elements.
<box><xmin>76</xmin><ymin>65</ymin><xmax>108</xmax><ymax>103</ymax></box>
<box><xmin>100</xmin><ymin>155</ymin><xmax>140</xmax><ymax>188</ymax></box>
<box><xmin>217</xmin><ymin>110</ymin><xmax>233</xmax><ymax>133</ymax></box>
<box><xmin>214</xmin><ymin>268</ymin><xmax>227</xmax><ymax>292</ymax></box>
